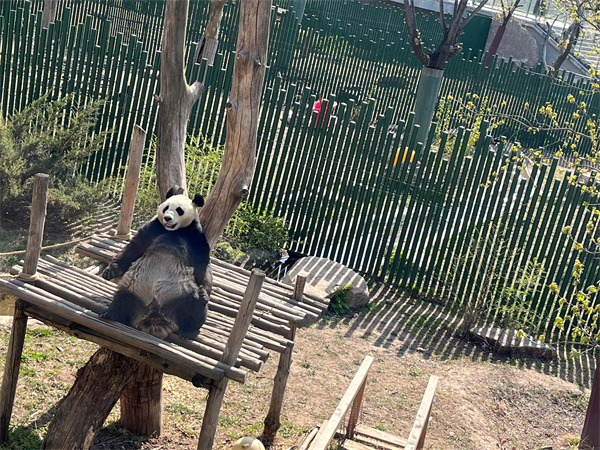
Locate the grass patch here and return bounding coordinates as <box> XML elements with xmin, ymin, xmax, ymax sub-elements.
<box><xmin>3</xmin><ymin>426</ymin><xmax>43</xmax><ymax>450</ymax></box>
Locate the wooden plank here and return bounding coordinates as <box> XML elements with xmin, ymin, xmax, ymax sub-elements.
<box><xmin>343</xmin><ymin>439</ymin><xmax>378</xmax><ymax>450</ymax></box>
<box><xmin>298</xmin><ymin>427</ymin><xmax>320</xmax><ymax>450</ymax></box>
<box><xmin>310</xmin><ymin>356</ymin><xmax>374</xmax><ymax>450</ymax></box>
<box><xmin>405</xmin><ymin>375</ymin><xmax>439</xmax><ymax>450</ymax></box>
<box><xmin>354</xmin><ymin>425</ymin><xmax>407</xmax><ymax>448</ymax></box>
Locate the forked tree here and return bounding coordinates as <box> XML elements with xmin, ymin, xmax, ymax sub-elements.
<box><xmin>40</xmin><ymin>0</ymin><xmax>271</xmax><ymax>448</ymax></box>
<box><xmin>403</xmin><ymin>0</ymin><xmax>490</xmax><ymax>141</ymax></box>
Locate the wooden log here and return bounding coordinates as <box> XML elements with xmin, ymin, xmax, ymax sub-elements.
<box><xmin>353</xmin><ymin>425</ymin><xmax>408</xmax><ymax>448</ymax></box>
<box><xmin>116</xmin><ymin>125</ymin><xmax>146</xmax><ymax>237</ymax></box>
<box><xmin>262</xmin><ymin>326</ymin><xmax>296</xmax><ymax>440</ymax></box>
<box><xmin>41</xmin><ymin>348</ymin><xmax>141</xmax><ymax>450</ymax></box>
<box><xmin>0</xmin><ymin>303</ymin><xmax>28</xmax><ymax>444</ymax></box>
<box><xmin>263</xmin><ymin>274</ymin><xmax>304</xmax><ymax>439</ymax></box>
<box><xmin>20</xmin><ymin>174</ymin><xmax>49</xmax><ymax>280</ymax></box>
<box><xmin>41</xmin><ymin>0</ymin><xmax>58</xmax><ymax>27</ymax></box>
<box><xmin>120</xmin><ymin>365</ymin><xmax>163</xmax><ymax>437</ymax></box>
<box><xmin>197</xmin><ymin>269</ymin><xmax>265</xmax><ymax>450</ymax></box>
<box><xmin>23</xmin><ymin>305</ymin><xmax>212</xmax><ymax>388</ymax></box>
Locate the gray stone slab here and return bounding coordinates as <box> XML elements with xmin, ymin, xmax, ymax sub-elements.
<box><xmin>282</xmin><ymin>256</ymin><xmax>370</xmax><ymax>308</ymax></box>
<box><xmin>470</xmin><ymin>326</ymin><xmax>556</xmax><ymax>359</ymax></box>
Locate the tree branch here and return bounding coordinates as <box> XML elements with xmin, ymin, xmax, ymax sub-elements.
<box><xmin>439</xmin><ymin>0</ymin><xmax>448</xmax><ymax>35</ymax></box>
<box><xmin>403</xmin><ymin>0</ymin><xmax>431</xmax><ymax>66</ymax></box>
<box><xmin>463</xmin><ymin>0</ymin><xmax>492</xmax><ymax>28</ymax></box>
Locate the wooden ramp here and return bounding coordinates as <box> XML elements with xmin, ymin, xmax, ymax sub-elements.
<box><xmin>300</xmin><ymin>356</ymin><xmax>439</xmax><ymax>450</ymax></box>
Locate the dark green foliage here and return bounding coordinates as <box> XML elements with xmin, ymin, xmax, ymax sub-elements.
<box><xmin>327</xmin><ymin>284</ymin><xmax>352</xmax><ymax>315</ymax></box>
<box><xmin>3</xmin><ymin>426</ymin><xmax>43</xmax><ymax>450</ymax></box>
<box><xmin>0</xmin><ymin>94</ymin><xmax>110</xmax><ymax>231</ymax></box>
<box><xmin>225</xmin><ymin>206</ymin><xmax>290</xmax><ymax>254</ymax></box>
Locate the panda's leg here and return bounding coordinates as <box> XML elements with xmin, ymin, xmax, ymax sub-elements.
<box><xmin>99</xmin><ymin>288</ymin><xmax>147</xmax><ymax>327</ymax></box>
<box><xmin>160</xmin><ymin>287</ymin><xmax>209</xmax><ymax>340</ymax></box>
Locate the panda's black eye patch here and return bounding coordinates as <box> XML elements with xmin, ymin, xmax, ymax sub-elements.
<box><xmin>176</xmin><ymin>207</ymin><xmax>184</xmax><ymax>216</ymax></box>
<box><xmin>162</xmin><ymin>206</ymin><xmax>169</xmax><ymax>213</ymax></box>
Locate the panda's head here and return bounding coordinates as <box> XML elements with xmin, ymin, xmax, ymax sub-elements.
<box><xmin>157</xmin><ymin>186</ymin><xmax>204</xmax><ymax>231</ymax></box>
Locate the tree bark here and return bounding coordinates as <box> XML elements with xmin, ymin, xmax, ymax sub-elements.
<box><xmin>199</xmin><ymin>0</ymin><xmax>272</xmax><ymax>248</ymax></box>
<box><xmin>552</xmin><ymin>20</ymin><xmax>581</xmax><ymax>74</ymax></box>
<box><xmin>580</xmin><ymin>352</ymin><xmax>600</xmax><ymax>449</ymax></box>
<box><xmin>41</xmin><ymin>348</ymin><xmax>140</xmax><ymax>449</ymax></box>
<box><xmin>120</xmin><ymin>365</ymin><xmax>163</xmax><ymax>436</ymax></box>
<box><xmin>194</xmin><ymin>0</ymin><xmax>228</xmax><ymax>67</ymax></box>
<box><xmin>156</xmin><ymin>0</ymin><xmax>204</xmax><ymax>201</ymax></box>
<box><xmin>42</xmin><ymin>0</ymin><xmax>58</xmax><ymax>27</ymax></box>
<box><xmin>485</xmin><ymin>24</ymin><xmax>507</xmax><ymax>67</ymax></box>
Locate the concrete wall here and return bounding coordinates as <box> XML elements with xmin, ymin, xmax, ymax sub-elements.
<box><xmin>484</xmin><ymin>19</ymin><xmax>539</xmax><ymax>67</ymax></box>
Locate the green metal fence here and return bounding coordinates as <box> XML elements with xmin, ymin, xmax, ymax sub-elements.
<box><xmin>1</xmin><ymin>1</ymin><xmax>598</xmax><ymax>340</ymax></box>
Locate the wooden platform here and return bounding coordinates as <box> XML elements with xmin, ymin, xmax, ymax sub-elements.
<box><xmin>1</xmin><ymin>246</ymin><xmax>327</xmax><ymax>387</ymax></box>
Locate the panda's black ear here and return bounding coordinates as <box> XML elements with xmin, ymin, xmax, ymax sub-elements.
<box><xmin>193</xmin><ymin>193</ymin><xmax>205</xmax><ymax>208</ymax></box>
<box><xmin>166</xmin><ymin>185</ymin><xmax>184</xmax><ymax>199</ymax></box>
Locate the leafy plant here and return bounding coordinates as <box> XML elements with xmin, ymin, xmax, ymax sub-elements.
<box><xmin>327</xmin><ymin>284</ymin><xmax>352</xmax><ymax>315</ymax></box>
<box><xmin>439</xmin><ymin>222</ymin><xmax>544</xmax><ymax>336</ymax></box>
<box><xmin>0</xmin><ymin>94</ymin><xmax>110</xmax><ymax>230</ymax></box>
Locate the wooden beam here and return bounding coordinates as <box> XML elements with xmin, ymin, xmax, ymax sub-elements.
<box><xmin>310</xmin><ymin>356</ymin><xmax>374</xmax><ymax>450</ymax></box>
<box><xmin>263</xmin><ymin>275</ymin><xmax>305</xmax><ymax>439</ymax></box>
<box><xmin>196</xmin><ymin>269</ymin><xmax>265</xmax><ymax>450</ymax></box>
<box><xmin>116</xmin><ymin>125</ymin><xmax>146</xmax><ymax>238</ymax></box>
<box><xmin>20</xmin><ymin>174</ymin><xmax>49</xmax><ymax>280</ymax></box>
<box><xmin>405</xmin><ymin>375</ymin><xmax>438</xmax><ymax>450</ymax></box>
<box><xmin>354</xmin><ymin>425</ymin><xmax>408</xmax><ymax>448</ymax></box>
<box><xmin>0</xmin><ymin>303</ymin><xmax>28</xmax><ymax>443</ymax></box>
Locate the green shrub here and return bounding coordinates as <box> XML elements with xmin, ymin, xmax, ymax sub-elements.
<box><xmin>327</xmin><ymin>284</ymin><xmax>352</xmax><ymax>315</ymax></box>
<box><xmin>0</xmin><ymin>94</ymin><xmax>110</xmax><ymax>230</ymax></box>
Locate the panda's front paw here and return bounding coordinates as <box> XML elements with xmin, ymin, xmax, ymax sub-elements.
<box><xmin>102</xmin><ymin>262</ymin><xmax>124</xmax><ymax>280</ymax></box>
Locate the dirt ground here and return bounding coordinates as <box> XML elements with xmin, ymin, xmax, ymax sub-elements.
<box><xmin>0</xmin><ymin>280</ymin><xmax>592</xmax><ymax>450</ymax></box>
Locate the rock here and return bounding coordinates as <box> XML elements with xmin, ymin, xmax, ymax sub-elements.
<box><xmin>470</xmin><ymin>326</ymin><xmax>557</xmax><ymax>359</ymax></box>
<box><xmin>282</xmin><ymin>256</ymin><xmax>370</xmax><ymax>308</ymax></box>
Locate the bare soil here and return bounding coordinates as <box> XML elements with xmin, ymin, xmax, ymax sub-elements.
<box><xmin>0</xmin><ymin>282</ymin><xmax>591</xmax><ymax>450</ymax></box>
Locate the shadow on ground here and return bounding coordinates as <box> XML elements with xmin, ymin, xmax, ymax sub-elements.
<box><xmin>317</xmin><ymin>282</ymin><xmax>596</xmax><ymax>390</ymax></box>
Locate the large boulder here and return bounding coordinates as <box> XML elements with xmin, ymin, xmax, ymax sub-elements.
<box><xmin>282</xmin><ymin>256</ymin><xmax>369</xmax><ymax>308</ymax></box>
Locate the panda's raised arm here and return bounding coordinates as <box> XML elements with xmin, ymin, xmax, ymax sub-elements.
<box><xmin>184</xmin><ymin>221</ymin><xmax>212</xmax><ymax>293</ymax></box>
<box><xmin>102</xmin><ymin>218</ymin><xmax>164</xmax><ymax>280</ymax></box>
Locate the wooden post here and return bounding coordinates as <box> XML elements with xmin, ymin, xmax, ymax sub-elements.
<box><xmin>19</xmin><ymin>173</ymin><xmax>49</xmax><ymax>281</ymax></box>
<box><xmin>0</xmin><ymin>302</ymin><xmax>28</xmax><ymax>443</ymax></box>
<box><xmin>197</xmin><ymin>269</ymin><xmax>265</xmax><ymax>450</ymax></box>
<box><xmin>345</xmin><ymin>375</ymin><xmax>367</xmax><ymax>439</ymax></box>
<box><xmin>580</xmin><ymin>352</ymin><xmax>600</xmax><ymax>449</ymax></box>
<box><xmin>120</xmin><ymin>365</ymin><xmax>163</xmax><ymax>436</ymax></box>
<box><xmin>41</xmin><ymin>0</ymin><xmax>58</xmax><ymax>27</ymax></box>
<box><xmin>116</xmin><ymin>125</ymin><xmax>146</xmax><ymax>238</ymax></box>
<box><xmin>262</xmin><ymin>275</ymin><xmax>305</xmax><ymax>439</ymax></box>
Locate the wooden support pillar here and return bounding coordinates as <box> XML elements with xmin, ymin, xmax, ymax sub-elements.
<box><xmin>116</xmin><ymin>125</ymin><xmax>146</xmax><ymax>239</ymax></box>
<box><xmin>19</xmin><ymin>173</ymin><xmax>49</xmax><ymax>281</ymax></box>
<box><xmin>0</xmin><ymin>302</ymin><xmax>28</xmax><ymax>443</ymax></box>
<box><xmin>197</xmin><ymin>269</ymin><xmax>265</xmax><ymax>450</ymax></box>
<box><xmin>120</xmin><ymin>365</ymin><xmax>163</xmax><ymax>436</ymax></box>
<box><xmin>262</xmin><ymin>275</ymin><xmax>305</xmax><ymax>440</ymax></box>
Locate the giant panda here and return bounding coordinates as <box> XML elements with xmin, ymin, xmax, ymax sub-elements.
<box><xmin>100</xmin><ymin>186</ymin><xmax>211</xmax><ymax>340</ymax></box>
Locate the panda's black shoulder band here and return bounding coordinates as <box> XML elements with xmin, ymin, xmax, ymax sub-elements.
<box><xmin>114</xmin><ymin>217</ymin><xmax>164</xmax><ymax>272</ymax></box>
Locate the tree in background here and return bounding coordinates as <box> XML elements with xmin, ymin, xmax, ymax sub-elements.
<box><xmin>403</xmin><ymin>0</ymin><xmax>491</xmax><ymax>142</ymax></box>
<box><xmin>194</xmin><ymin>0</ymin><xmax>229</xmax><ymax>66</ymax></box>
<box><xmin>485</xmin><ymin>0</ymin><xmax>522</xmax><ymax>67</ymax></box>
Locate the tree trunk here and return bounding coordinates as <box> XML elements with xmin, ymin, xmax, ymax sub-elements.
<box><xmin>41</xmin><ymin>0</ymin><xmax>272</xmax><ymax>446</ymax></box>
<box><xmin>581</xmin><ymin>352</ymin><xmax>600</xmax><ymax>449</ymax></box>
<box><xmin>120</xmin><ymin>365</ymin><xmax>163</xmax><ymax>436</ymax></box>
<box><xmin>195</xmin><ymin>0</ymin><xmax>228</xmax><ymax>67</ymax></box>
<box><xmin>485</xmin><ymin>24</ymin><xmax>507</xmax><ymax>67</ymax></box>
<box><xmin>552</xmin><ymin>20</ymin><xmax>580</xmax><ymax>74</ymax></box>
<box><xmin>199</xmin><ymin>0</ymin><xmax>272</xmax><ymax>247</ymax></box>
<box><xmin>156</xmin><ymin>0</ymin><xmax>204</xmax><ymax>201</ymax></box>
<box><xmin>42</xmin><ymin>0</ymin><xmax>58</xmax><ymax>27</ymax></box>
<box><xmin>41</xmin><ymin>349</ymin><xmax>140</xmax><ymax>449</ymax></box>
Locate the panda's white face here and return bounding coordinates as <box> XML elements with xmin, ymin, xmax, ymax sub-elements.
<box><xmin>157</xmin><ymin>194</ymin><xmax>199</xmax><ymax>231</ymax></box>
